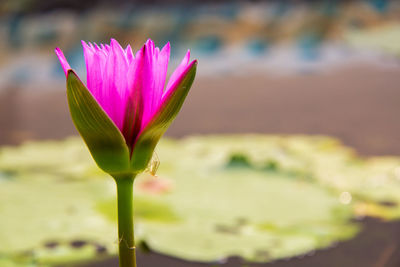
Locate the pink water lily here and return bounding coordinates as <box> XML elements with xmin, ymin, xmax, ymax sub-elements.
<box><xmin>55</xmin><ymin>39</ymin><xmax>197</xmax><ymax>174</ymax></box>
<box><xmin>55</xmin><ymin>38</ymin><xmax>196</xmax><ymax>267</ymax></box>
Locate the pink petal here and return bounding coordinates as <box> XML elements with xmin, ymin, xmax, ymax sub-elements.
<box><xmin>165</xmin><ymin>50</ymin><xmax>191</xmax><ymax>97</ymax></box>
<box><xmin>138</xmin><ymin>50</ymin><xmax>194</xmax><ymax>138</ymax></box>
<box><xmin>140</xmin><ymin>40</ymin><xmax>158</xmax><ymax>128</ymax></box>
<box><xmin>152</xmin><ymin>42</ymin><xmax>170</xmax><ymax>114</ymax></box>
<box><xmin>125</xmin><ymin>45</ymin><xmax>134</xmax><ymax>64</ymax></box>
<box><xmin>55</xmin><ymin>47</ymin><xmax>71</xmax><ymax>76</ymax></box>
<box><xmin>81</xmin><ymin>39</ymin><xmax>131</xmax><ymax>131</ymax></box>
<box><xmin>162</xmin><ymin>59</ymin><xmax>197</xmax><ymax>102</ymax></box>
<box><xmin>98</xmin><ymin>39</ymin><xmax>130</xmax><ymax>130</ymax></box>
<box><xmin>124</xmin><ymin>40</ymin><xmax>168</xmax><ymax>138</ymax></box>
<box><xmin>146</xmin><ymin>39</ymin><xmax>155</xmax><ymax>54</ymax></box>
<box><xmin>138</xmin><ymin>40</ymin><xmax>170</xmax><ymax>128</ymax></box>
<box><xmin>82</xmin><ymin>41</ymin><xmax>107</xmax><ymax>108</ymax></box>
<box><xmin>123</xmin><ymin>45</ymin><xmax>146</xmax><ymax>149</ymax></box>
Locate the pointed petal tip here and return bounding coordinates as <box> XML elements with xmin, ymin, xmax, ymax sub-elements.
<box><xmin>81</xmin><ymin>40</ymin><xmax>93</xmax><ymax>54</ymax></box>
<box><xmin>139</xmin><ymin>42</ymin><xmax>147</xmax><ymax>54</ymax></box>
<box><xmin>110</xmin><ymin>38</ymin><xmax>118</xmax><ymax>46</ymax></box>
<box><xmin>55</xmin><ymin>47</ymin><xmax>72</xmax><ymax>77</ymax></box>
<box><xmin>190</xmin><ymin>59</ymin><xmax>198</xmax><ymax>66</ymax></box>
<box><xmin>81</xmin><ymin>40</ymin><xmax>94</xmax><ymax>50</ymax></box>
<box><xmin>181</xmin><ymin>49</ymin><xmax>191</xmax><ymax>65</ymax></box>
<box><xmin>110</xmin><ymin>38</ymin><xmax>118</xmax><ymax>44</ymax></box>
<box><xmin>185</xmin><ymin>59</ymin><xmax>197</xmax><ymax>72</ymax></box>
<box><xmin>145</xmin><ymin>39</ymin><xmax>155</xmax><ymax>52</ymax></box>
<box><xmin>185</xmin><ymin>60</ymin><xmax>197</xmax><ymax>76</ymax></box>
<box><xmin>55</xmin><ymin>47</ymin><xmax>65</xmax><ymax>56</ymax></box>
<box><xmin>162</xmin><ymin>42</ymin><xmax>171</xmax><ymax>52</ymax></box>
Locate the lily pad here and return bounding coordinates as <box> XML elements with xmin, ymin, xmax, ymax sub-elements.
<box><xmin>0</xmin><ymin>135</ymin><xmax>399</xmax><ymax>265</ymax></box>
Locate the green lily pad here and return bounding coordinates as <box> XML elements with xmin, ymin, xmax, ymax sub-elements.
<box><xmin>0</xmin><ymin>135</ymin><xmax>399</xmax><ymax>265</ymax></box>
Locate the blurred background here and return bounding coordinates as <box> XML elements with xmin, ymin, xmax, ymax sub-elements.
<box><xmin>1</xmin><ymin>0</ymin><xmax>400</xmax><ymax>153</ymax></box>
<box><xmin>1</xmin><ymin>0</ymin><xmax>400</xmax><ymax>266</ymax></box>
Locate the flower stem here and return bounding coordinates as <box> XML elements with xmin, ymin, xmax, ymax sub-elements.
<box><xmin>114</xmin><ymin>175</ymin><xmax>137</xmax><ymax>267</ymax></box>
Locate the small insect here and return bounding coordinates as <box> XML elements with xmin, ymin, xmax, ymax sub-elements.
<box><xmin>146</xmin><ymin>151</ymin><xmax>160</xmax><ymax>176</ymax></box>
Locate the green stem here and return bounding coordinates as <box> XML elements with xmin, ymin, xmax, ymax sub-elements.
<box><xmin>114</xmin><ymin>175</ymin><xmax>137</xmax><ymax>267</ymax></box>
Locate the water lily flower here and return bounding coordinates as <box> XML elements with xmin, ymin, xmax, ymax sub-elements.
<box><xmin>55</xmin><ymin>39</ymin><xmax>197</xmax><ymax>267</ymax></box>
<box><xmin>55</xmin><ymin>39</ymin><xmax>197</xmax><ymax>175</ymax></box>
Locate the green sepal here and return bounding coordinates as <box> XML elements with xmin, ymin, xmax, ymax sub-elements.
<box><xmin>130</xmin><ymin>61</ymin><xmax>197</xmax><ymax>172</ymax></box>
<box><xmin>66</xmin><ymin>70</ymin><xmax>131</xmax><ymax>175</ymax></box>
